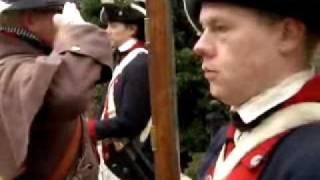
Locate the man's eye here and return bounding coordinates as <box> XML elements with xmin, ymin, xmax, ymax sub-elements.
<box><xmin>212</xmin><ymin>25</ymin><xmax>228</xmax><ymax>32</ymax></box>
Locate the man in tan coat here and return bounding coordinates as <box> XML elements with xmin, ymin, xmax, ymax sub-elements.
<box><xmin>0</xmin><ymin>0</ymin><xmax>113</xmax><ymax>179</ymax></box>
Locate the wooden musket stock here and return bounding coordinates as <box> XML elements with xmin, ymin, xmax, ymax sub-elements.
<box><xmin>145</xmin><ymin>0</ymin><xmax>180</xmax><ymax>179</ymax></box>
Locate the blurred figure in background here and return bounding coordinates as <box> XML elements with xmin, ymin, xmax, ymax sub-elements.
<box><xmin>87</xmin><ymin>0</ymin><xmax>154</xmax><ymax>179</ymax></box>
<box><xmin>0</xmin><ymin>0</ymin><xmax>112</xmax><ymax>179</ymax></box>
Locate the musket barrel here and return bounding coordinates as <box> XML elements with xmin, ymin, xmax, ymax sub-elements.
<box><xmin>145</xmin><ymin>0</ymin><xmax>181</xmax><ymax>179</ymax></box>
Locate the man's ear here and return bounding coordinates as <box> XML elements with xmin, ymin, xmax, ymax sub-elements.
<box><xmin>22</xmin><ymin>11</ymin><xmax>42</xmax><ymax>34</ymax></box>
<box><xmin>127</xmin><ymin>24</ymin><xmax>138</xmax><ymax>36</ymax></box>
<box><xmin>278</xmin><ymin>18</ymin><xmax>305</xmax><ymax>54</ymax></box>
<box><xmin>21</xmin><ymin>11</ymin><xmax>34</xmax><ymax>30</ymax></box>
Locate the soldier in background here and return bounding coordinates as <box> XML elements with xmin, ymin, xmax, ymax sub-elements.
<box><xmin>0</xmin><ymin>0</ymin><xmax>112</xmax><ymax>179</ymax></box>
<box><xmin>87</xmin><ymin>0</ymin><xmax>153</xmax><ymax>179</ymax></box>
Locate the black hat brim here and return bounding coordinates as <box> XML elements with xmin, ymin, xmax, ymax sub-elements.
<box><xmin>184</xmin><ymin>0</ymin><xmax>320</xmax><ymax>34</ymax></box>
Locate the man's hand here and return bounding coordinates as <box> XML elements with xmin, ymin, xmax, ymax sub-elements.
<box><xmin>53</xmin><ymin>2</ymin><xmax>88</xmax><ymax>27</ymax></box>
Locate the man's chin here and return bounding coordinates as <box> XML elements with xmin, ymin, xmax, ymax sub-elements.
<box><xmin>209</xmin><ymin>86</ymin><xmax>227</xmax><ymax>103</ymax></box>
<box><xmin>209</xmin><ymin>86</ymin><xmax>219</xmax><ymax>98</ymax></box>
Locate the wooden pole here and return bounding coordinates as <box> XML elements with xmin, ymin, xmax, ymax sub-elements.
<box><xmin>145</xmin><ymin>0</ymin><xmax>180</xmax><ymax>179</ymax></box>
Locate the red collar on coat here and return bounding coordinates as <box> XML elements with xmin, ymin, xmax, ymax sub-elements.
<box><xmin>118</xmin><ymin>40</ymin><xmax>145</xmax><ymax>54</ymax></box>
<box><xmin>284</xmin><ymin>74</ymin><xmax>320</xmax><ymax>106</ymax></box>
<box><xmin>206</xmin><ymin>74</ymin><xmax>320</xmax><ymax>180</ymax></box>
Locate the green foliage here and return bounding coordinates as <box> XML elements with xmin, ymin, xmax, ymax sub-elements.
<box><xmin>176</xmin><ymin>48</ymin><xmax>229</xmax><ymax>152</ymax></box>
<box><xmin>184</xmin><ymin>152</ymin><xmax>205</xmax><ymax>179</ymax></box>
<box><xmin>94</xmin><ymin>84</ymin><xmax>108</xmax><ymax>116</ymax></box>
<box><xmin>113</xmin><ymin>0</ymin><xmax>134</xmax><ymax>7</ymax></box>
<box><xmin>171</xmin><ymin>0</ymin><xmax>198</xmax><ymax>49</ymax></box>
<box><xmin>80</xmin><ymin>0</ymin><xmax>101</xmax><ymax>24</ymax></box>
<box><xmin>176</xmin><ymin>48</ymin><xmax>212</xmax><ymax>152</ymax></box>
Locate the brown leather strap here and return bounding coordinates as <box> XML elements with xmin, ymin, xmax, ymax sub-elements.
<box><xmin>49</xmin><ymin>118</ymin><xmax>82</xmax><ymax>180</ymax></box>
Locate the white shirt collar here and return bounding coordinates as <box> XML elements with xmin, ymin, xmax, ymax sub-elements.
<box><xmin>118</xmin><ymin>38</ymin><xmax>138</xmax><ymax>52</ymax></box>
<box><xmin>233</xmin><ymin>69</ymin><xmax>315</xmax><ymax>124</ymax></box>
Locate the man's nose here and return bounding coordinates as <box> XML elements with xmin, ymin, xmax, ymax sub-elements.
<box><xmin>193</xmin><ymin>33</ymin><xmax>214</xmax><ymax>59</ymax></box>
<box><xmin>193</xmin><ymin>37</ymin><xmax>205</xmax><ymax>58</ymax></box>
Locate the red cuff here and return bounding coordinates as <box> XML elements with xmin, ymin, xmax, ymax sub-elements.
<box><xmin>87</xmin><ymin>120</ymin><xmax>97</xmax><ymax>144</ymax></box>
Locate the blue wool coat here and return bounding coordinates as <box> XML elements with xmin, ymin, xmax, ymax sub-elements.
<box><xmin>198</xmin><ymin>75</ymin><xmax>320</xmax><ymax>180</ymax></box>
<box><xmin>198</xmin><ymin>123</ymin><xmax>320</xmax><ymax>180</ymax></box>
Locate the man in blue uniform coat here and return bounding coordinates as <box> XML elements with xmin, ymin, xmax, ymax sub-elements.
<box><xmin>184</xmin><ymin>0</ymin><xmax>320</xmax><ymax>179</ymax></box>
<box><xmin>88</xmin><ymin>0</ymin><xmax>153</xmax><ymax>179</ymax></box>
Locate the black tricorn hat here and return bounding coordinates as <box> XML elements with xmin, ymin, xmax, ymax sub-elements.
<box><xmin>0</xmin><ymin>0</ymin><xmax>78</xmax><ymax>13</ymax></box>
<box><xmin>183</xmin><ymin>0</ymin><xmax>320</xmax><ymax>35</ymax></box>
<box><xmin>100</xmin><ymin>0</ymin><xmax>145</xmax><ymax>25</ymax></box>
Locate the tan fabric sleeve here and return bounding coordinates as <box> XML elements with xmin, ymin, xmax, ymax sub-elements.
<box><xmin>53</xmin><ymin>24</ymin><xmax>113</xmax><ymax>67</ymax></box>
<box><xmin>44</xmin><ymin>24</ymin><xmax>113</xmax><ymax>122</ymax></box>
<box><xmin>0</xmin><ymin>55</ymin><xmax>62</xmax><ymax>179</ymax></box>
<box><xmin>0</xmin><ymin>24</ymin><xmax>113</xmax><ymax>179</ymax></box>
